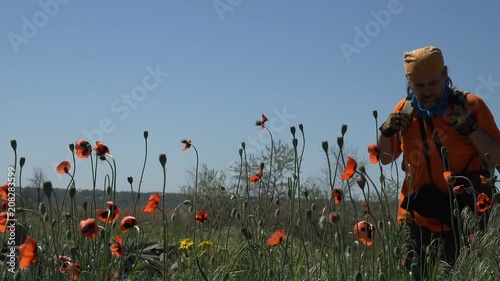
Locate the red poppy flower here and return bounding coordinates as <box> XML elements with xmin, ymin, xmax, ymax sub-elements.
<box><xmin>259</xmin><ymin>114</ymin><xmax>269</xmax><ymax>131</ymax></box>
<box><xmin>341</xmin><ymin>157</ymin><xmax>357</xmax><ymax>180</ymax></box>
<box><xmin>120</xmin><ymin>216</ymin><xmax>138</xmax><ymax>233</ymax></box>
<box><xmin>443</xmin><ymin>171</ymin><xmax>455</xmax><ymax>185</ymax></box>
<box><xmin>329</xmin><ymin>212</ymin><xmax>339</xmax><ymax>223</ymax></box>
<box><xmin>267</xmin><ymin>229</ymin><xmax>286</xmax><ymax>247</ymax></box>
<box><xmin>367</xmin><ymin>144</ymin><xmax>380</xmax><ymax>164</ymax></box>
<box><xmin>70</xmin><ymin>263</ymin><xmax>81</xmax><ymax>280</ymax></box>
<box><xmin>181</xmin><ymin>139</ymin><xmax>192</xmax><ymax>151</ymax></box>
<box><xmin>142</xmin><ymin>193</ymin><xmax>160</xmax><ymax>213</ymax></box>
<box><xmin>110</xmin><ymin>235</ymin><xmax>125</xmax><ymax>257</ymax></box>
<box><xmin>250</xmin><ymin>168</ymin><xmax>263</xmax><ymax>183</ymax></box>
<box><xmin>479</xmin><ymin>175</ymin><xmax>487</xmax><ymax>184</ymax></box>
<box><xmin>1</xmin><ymin>201</ymin><xmax>6</xmax><ymax>210</ymax></box>
<box><xmin>333</xmin><ymin>188</ymin><xmax>342</xmax><ymax>205</ymax></box>
<box><xmin>476</xmin><ymin>193</ymin><xmax>492</xmax><ymax>213</ymax></box>
<box><xmin>0</xmin><ymin>183</ymin><xmax>8</xmax><ymax>201</ymax></box>
<box><xmin>96</xmin><ymin>201</ymin><xmax>121</xmax><ymax>223</ymax></box>
<box><xmin>75</xmin><ymin>140</ymin><xmax>91</xmax><ymax>159</ymax></box>
<box><xmin>94</xmin><ymin>141</ymin><xmax>110</xmax><ymax>156</ymax></box>
<box><xmin>195</xmin><ymin>210</ymin><xmax>208</xmax><ymax>223</ymax></box>
<box><xmin>0</xmin><ymin>212</ymin><xmax>8</xmax><ymax>233</ymax></box>
<box><xmin>453</xmin><ymin>185</ymin><xmax>465</xmax><ymax>195</ymax></box>
<box><xmin>19</xmin><ymin>235</ymin><xmax>38</xmax><ymax>268</ymax></box>
<box><xmin>79</xmin><ymin>218</ymin><xmax>99</xmax><ymax>239</ymax></box>
<box><xmin>56</xmin><ymin>161</ymin><xmax>71</xmax><ymax>174</ymax></box>
<box><xmin>353</xmin><ymin>221</ymin><xmax>376</xmax><ymax>246</ymax></box>
<box><xmin>56</xmin><ymin>255</ymin><xmax>72</xmax><ymax>273</ymax></box>
<box><xmin>362</xmin><ymin>202</ymin><xmax>371</xmax><ymax>216</ymax></box>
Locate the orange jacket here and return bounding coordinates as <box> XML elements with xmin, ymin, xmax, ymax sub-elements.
<box><xmin>389</xmin><ymin>89</ymin><xmax>500</xmax><ymax>232</ymax></box>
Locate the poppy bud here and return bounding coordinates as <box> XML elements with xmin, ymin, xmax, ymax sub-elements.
<box><xmin>310</xmin><ymin>203</ymin><xmax>316</xmax><ymax>211</ymax></box>
<box><xmin>321</xmin><ymin>141</ymin><xmax>329</xmax><ymax>154</ymax></box>
<box><xmin>20</xmin><ymin>157</ymin><xmax>25</xmax><ymax>168</ymax></box>
<box><xmin>43</xmin><ymin>213</ymin><xmax>49</xmax><ymax>222</ymax></box>
<box><xmin>43</xmin><ymin>181</ymin><xmax>53</xmax><ymax>199</ymax></box>
<box><xmin>241</xmin><ymin>142</ymin><xmax>246</xmax><ymax>150</ymax></box>
<box><xmin>494</xmin><ymin>193</ymin><xmax>500</xmax><ymax>204</ymax></box>
<box><xmin>292</xmin><ymin>138</ymin><xmax>298</xmax><ymax>148</ymax></box>
<box><xmin>65</xmin><ymin>213</ymin><xmax>71</xmax><ymax>220</ymax></box>
<box><xmin>159</xmin><ymin>154</ymin><xmax>167</xmax><ymax>168</ymax></box>
<box><xmin>14</xmin><ymin>271</ymin><xmax>21</xmax><ymax>281</ymax></box>
<box><xmin>298</xmin><ymin>124</ymin><xmax>304</xmax><ymax>132</ymax></box>
<box><xmin>379</xmin><ymin>175</ymin><xmax>385</xmax><ymax>184</ymax></box>
<box><xmin>236</xmin><ymin>211</ymin><xmax>241</xmax><ymax>220</ymax></box>
<box><xmin>303</xmin><ymin>190</ymin><xmax>309</xmax><ymax>198</ymax></box>
<box><xmin>356</xmin><ymin>175</ymin><xmax>366</xmax><ymax>189</ymax></box>
<box><xmin>354</xmin><ymin>271</ymin><xmax>362</xmax><ymax>281</ymax></box>
<box><xmin>341</xmin><ymin>124</ymin><xmax>348</xmax><ymax>137</ymax></box>
<box><xmin>275</xmin><ymin>209</ymin><xmax>280</xmax><ymax>217</ymax></box>
<box><xmin>231</xmin><ymin>208</ymin><xmax>237</xmax><ymax>218</ymax></box>
<box><xmin>82</xmin><ymin>201</ymin><xmax>88</xmax><ymax>212</ymax></box>
<box><xmin>260</xmin><ymin>163</ymin><xmax>265</xmax><ymax>170</ymax></box>
<box><xmin>453</xmin><ymin>208</ymin><xmax>459</xmax><ymax>217</ymax></box>
<box><xmin>337</xmin><ymin>137</ymin><xmax>343</xmax><ymax>149</ymax></box>
<box><xmin>106</xmin><ymin>186</ymin><xmax>111</xmax><ymax>195</ymax></box>
<box><xmin>183</xmin><ymin>200</ymin><xmax>191</xmax><ymax>205</ymax></box>
<box><xmin>171</xmin><ymin>213</ymin><xmax>176</xmax><ymax>221</ymax></box>
<box><xmin>318</xmin><ymin>215</ymin><xmax>327</xmax><ymax>230</ymax></box>
<box><xmin>38</xmin><ymin>202</ymin><xmax>47</xmax><ymax>215</ymax></box>
<box><xmin>243</xmin><ymin>201</ymin><xmax>248</xmax><ymax>209</ymax></box>
<box><xmin>66</xmin><ymin>230</ymin><xmax>72</xmax><ymax>240</ymax></box>
<box><xmin>358</xmin><ymin>165</ymin><xmax>366</xmax><ymax>174</ymax></box>
<box><xmin>220</xmin><ymin>185</ymin><xmax>225</xmax><ymax>191</ymax></box>
<box><xmin>274</xmin><ymin>198</ymin><xmax>280</xmax><ymax>205</ymax></box>
<box><xmin>241</xmin><ymin>228</ymin><xmax>252</xmax><ymax>240</ymax></box>
<box><xmin>306</xmin><ymin>209</ymin><xmax>312</xmax><ymax>220</ymax></box>
<box><xmin>144</xmin><ymin>131</ymin><xmax>149</xmax><ymax>139</ymax></box>
<box><xmin>231</xmin><ymin>194</ymin><xmax>236</xmax><ymax>200</ymax></box>
<box><xmin>69</xmin><ymin>187</ymin><xmax>76</xmax><ymax>198</ymax></box>
<box><xmin>127</xmin><ymin>177</ymin><xmax>133</xmax><ymax>184</ymax></box>
<box><xmin>373</xmin><ymin>110</ymin><xmax>378</xmax><ymax>119</ymax></box>
<box><xmin>290</xmin><ymin>126</ymin><xmax>296</xmax><ymax>137</ymax></box>
<box><xmin>377</xmin><ymin>220</ymin><xmax>384</xmax><ymax>230</ymax></box>
<box><xmin>69</xmin><ymin>143</ymin><xmax>75</xmax><ymax>152</ymax></box>
<box><xmin>238</xmin><ymin>148</ymin><xmax>243</xmax><ymax>156</ymax></box>
<box><xmin>189</xmin><ymin>206</ymin><xmax>193</xmax><ymax>213</ymax></box>
<box><xmin>10</xmin><ymin>140</ymin><xmax>17</xmax><ymax>151</ymax></box>
<box><xmin>258</xmin><ymin>220</ymin><xmax>264</xmax><ymax>227</ymax></box>
<box><xmin>288</xmin><ymin>188</ymin><xmax>293</xmax><ymax>200</ymax></box>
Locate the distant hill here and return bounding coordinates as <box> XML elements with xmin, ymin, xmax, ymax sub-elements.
<box><xmin>17</xmin><ymin>186</ymin><xmax>186</xmax><ymax>211</ymax></box>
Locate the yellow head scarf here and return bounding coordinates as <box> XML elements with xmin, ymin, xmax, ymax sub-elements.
<box><xmin>404</xmin><ymin>46</ymin><xmax>444</xmax><ymax>80</ymax></box>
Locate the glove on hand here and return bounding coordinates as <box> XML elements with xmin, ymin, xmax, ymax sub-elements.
<box><xmin>380</xmin><ymin>112</ymin><xmax>412</xmax><ymax>137</ymax></box>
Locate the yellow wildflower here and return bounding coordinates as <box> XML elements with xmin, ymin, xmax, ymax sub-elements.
<box><xmin>198</xmin><ymin>241</ymin><xmax>215</xmax><ymax>250</ymax></box>
<box><xmin>179</xmin><ymin>238</ymin><xmax>194</xmax><ymax>250</ymax></box>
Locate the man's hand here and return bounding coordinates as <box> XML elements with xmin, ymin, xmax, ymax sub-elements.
<box><xmin>380</xmin><ymin>112</ymin><xmax>412</xmax><ymax>137</ymax></box>
<box><xmin>446</xmin><ymin>104</ymin><xmax>478</xmax><ymax>136</ymax></box>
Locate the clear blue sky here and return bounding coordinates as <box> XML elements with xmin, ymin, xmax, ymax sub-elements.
<box><xmin>1</xmin><ymin>0</ymin><xmax>499</xmax><ymax>194</ymax></box>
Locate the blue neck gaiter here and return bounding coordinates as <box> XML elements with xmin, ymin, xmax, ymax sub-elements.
<box><xmin>411</xmin><ymin>86</ymin><xmax>451</xmax><ymax>119</ymax></box>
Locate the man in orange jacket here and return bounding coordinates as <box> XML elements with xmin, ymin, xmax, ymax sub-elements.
<box><xmin>378</xmin><ymin>46</ymin><xmax>500</xmax><ymax>277</ymax></box>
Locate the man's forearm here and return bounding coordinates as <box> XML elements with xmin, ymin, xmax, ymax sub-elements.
<box><xmin>469</xmin><ymin>128</ymin><xmax>500</xmax><ymax>166</ymax></box>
